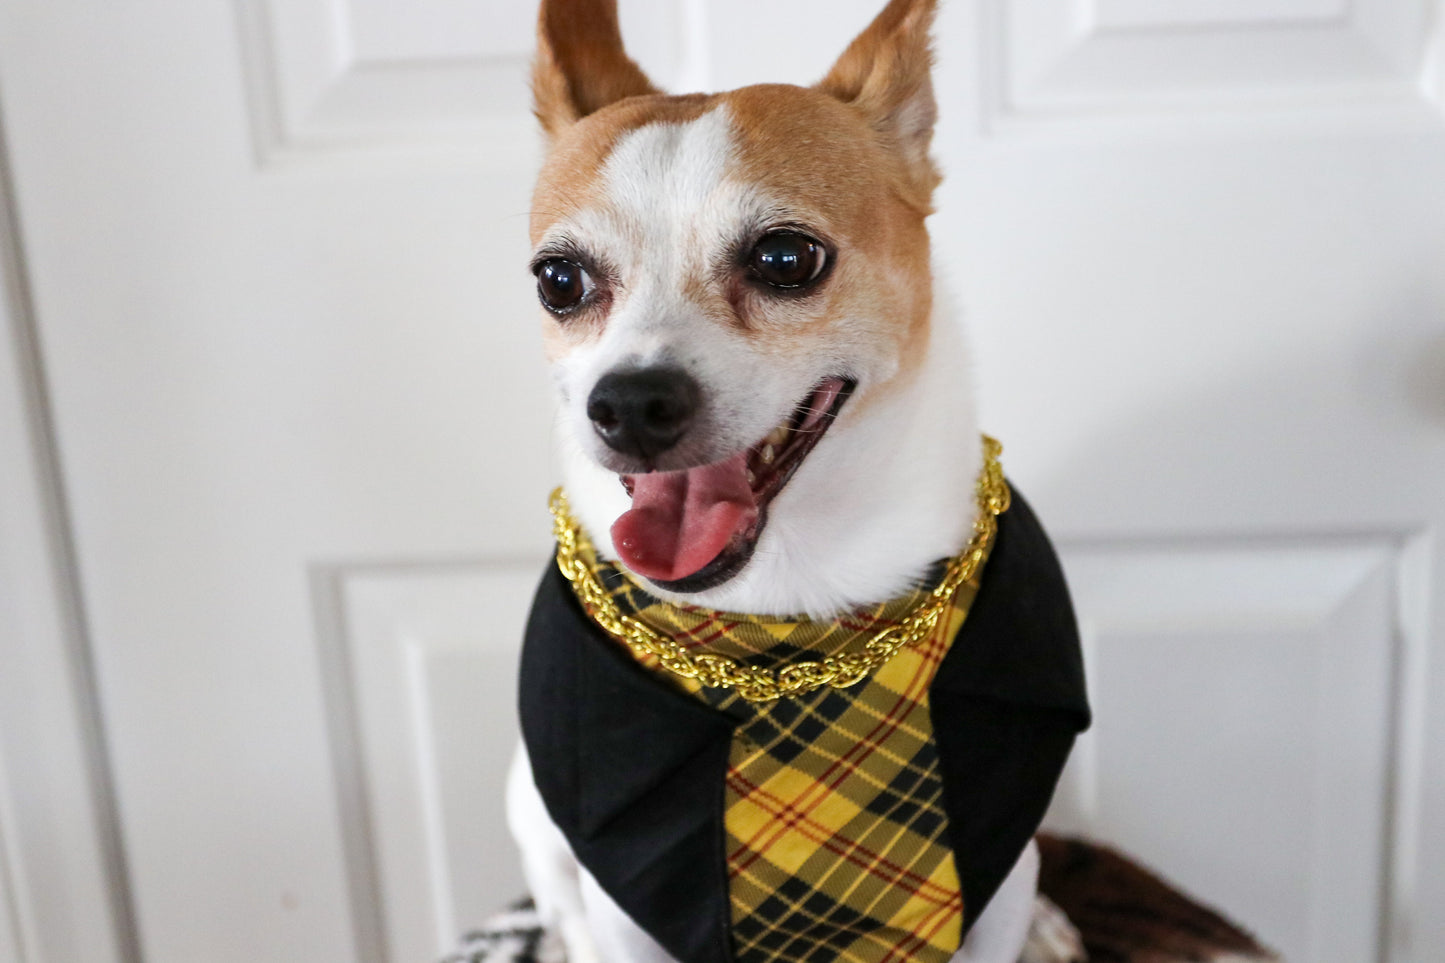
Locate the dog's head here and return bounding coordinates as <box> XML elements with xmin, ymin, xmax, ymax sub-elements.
<box><xmin>529</xmin><ymin>0</ymin><xmax>948</xmax><ymax>602</ymax></box>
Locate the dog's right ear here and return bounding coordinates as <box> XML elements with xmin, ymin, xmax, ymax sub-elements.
<box><xmin>533</xmin><ymin>0</ymin><xmax>659</xmax><ymax>138</ymax></box>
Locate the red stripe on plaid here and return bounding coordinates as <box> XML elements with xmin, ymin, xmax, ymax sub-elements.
<box><xmin>872</xmin><ymin>628</ymin><xmax>967</xmax><ymax>963</ymax></box>
<box><xmin>676</xmin><ymin>613</ymin><xmax>731</xmax><ymax>649</ymax></box>
<box><xmin>836</xmin><ymin>610</ymin><xmax>907</xmax><ymax>632</ymax></box>
<box><xmin>657</xmin><ymin>605</ymin><xmax>910</xmax><ymax>653</ymax></box>
<box><xmin>726</xmin><ymin>691</ymin><xmax>915</xmax><ymax>875</ymax></box>
<box><xmin>726</xmin><ymin>770</ymin><xmax>958</xmax><ymax>907</ymax></box>
<box><xmin>726</xmin><ymin>624</ymin><xmax>950</xmax><ymax>876</ymax></box>
<box><xmin>736</xmin><ymin>864</ymin><xmax>960</xmax><ymax>963</ymax></box>
<box><xmin>879</xmin><ymin>889</ymin><xmax>963</xmax><ymax>963</ymax></box>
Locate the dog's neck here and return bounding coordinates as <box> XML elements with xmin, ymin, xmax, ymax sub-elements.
<box><xmin>559</xmin><ymin>293</ymin><xmax>983</xmax><ymax>620</ymax></box>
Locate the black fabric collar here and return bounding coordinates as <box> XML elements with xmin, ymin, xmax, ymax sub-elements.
<box><xmin>933</xmin><ymin>490</ymin><xmax>1091</xmax><ymax>722</ymax></box>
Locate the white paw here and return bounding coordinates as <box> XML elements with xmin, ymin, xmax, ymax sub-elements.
<box><xmin>533</xmin><ymin>928</ymin><xmax>568</xmax><ymax>963</ymax></box>
<box><xmin>1018</xmin><ymin>895</ymin><xmax>1086</xmax><ymax>963</ymax></box>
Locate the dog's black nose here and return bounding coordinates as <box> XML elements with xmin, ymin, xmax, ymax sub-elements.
<box><xmin>587</xmin><ymin>367</ymin><xmax>700</xmax><ymax>460</ymax></box>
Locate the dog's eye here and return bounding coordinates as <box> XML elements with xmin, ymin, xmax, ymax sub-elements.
<box><xmin>748</xmin><ymin>232</ymin><xmax>828</xmax><ymax>290</ymax></box>
<box><xmin>535</xmin><ymin>259</ymin><xmax>592</xmax><ymax>313</ymax></box>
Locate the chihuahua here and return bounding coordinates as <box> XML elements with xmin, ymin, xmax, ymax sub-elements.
<box><xmin>507</xmin><ymin>2</ymin><xmax>1091</xmax><ymax>961</ymax></box>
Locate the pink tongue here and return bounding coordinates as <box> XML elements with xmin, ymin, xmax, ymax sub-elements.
<box><xmin>611</xmin><ymin>453</ymin><xmax>759</xmax><ymax>582</ymax></box>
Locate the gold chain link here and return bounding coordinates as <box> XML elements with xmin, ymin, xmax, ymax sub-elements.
<box><xmin>550</xmin><ymin>436</ymin><xmax>1010</xmax><ymax>703</ymax></box>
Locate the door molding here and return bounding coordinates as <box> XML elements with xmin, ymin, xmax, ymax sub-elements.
<box><xmin>312</xmin><ymin>557</ymin><xmax>539</xmax><ymax>963</ymax></box>
<box><xmin>231</xmin><ymin>0</ymin><xmax>695</xmax><ymax>167</ymax></box>
<box><xmin>1050</xmin><ymin>531</ymin><xmax>1432</xmax><ymax>963</ymax></box>
<box><xmin>0</xmin><ymin>102</ymin><xmax>139</xmax><ymax>963</ymax></box>
<box><xmin>979</xmin><ymin>0</ymin><xmax>1445</xmax><ymax>136</ymax></box>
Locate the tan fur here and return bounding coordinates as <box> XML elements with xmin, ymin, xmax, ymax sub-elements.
<box><xmin>532</xmin><ymin>0</ymin><xmax>659</xmax><ymax>138</ymax></box>
<box><xmin>817</xmin><ymin>0</ymin><xmax>942</xmax><ymax>209</ymax></box>
<box><xmin>1037</xmin><ymin>835</ymin><xmax>1280</xmax><ymax>963</ymax></box>
<box><xmin>720</xmin><ymin>83</ymin><xmax>935</xmax><ymax>416</ymax></box>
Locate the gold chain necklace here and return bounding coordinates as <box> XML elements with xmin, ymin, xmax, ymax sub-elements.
<box><xmin>550</xmin><ymin>435</ymin><xmax>1010</xmax><ymax>703</ymax></box>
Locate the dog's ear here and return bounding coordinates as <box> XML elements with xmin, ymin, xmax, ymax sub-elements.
<box><xmin>818</xmin><ymin>0</ymin><xmax>941</xmax><ymax>202</ymax></box>
<box><xmin>533</xmin><ymin>0</ymin><xmax>659</xmax><ymax>138</ymax></box>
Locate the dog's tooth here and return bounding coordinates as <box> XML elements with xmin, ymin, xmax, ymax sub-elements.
<box><xmin>760</xmin><ymin>444</ymin><xmax>776</xmax><ymax>465</ymax></box>
<box><xmin>747</xmin><ymin>469</ymin><xmax>758</xmax><ymax>487</ymax></box>
<box><xmin>767</xmin><ymin>426</ymin><xmax>789</xmax><ymax>447</ymax></box>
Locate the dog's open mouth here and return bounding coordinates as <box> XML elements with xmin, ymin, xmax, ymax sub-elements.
<box><xmin>610</xmin><ymin>377</ymin><xmax>854</xmax><ymax>592</ymax></box>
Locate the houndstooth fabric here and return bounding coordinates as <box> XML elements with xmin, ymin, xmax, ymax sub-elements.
<box><xmin>443</xmin><ymin>900</ymin><xmax>562</xmax><ymax>963</ymax></box>
<box><xmin>585</xmin><ymin>550</ymin><xmax>990</xmax><ymax>963</ymax></box>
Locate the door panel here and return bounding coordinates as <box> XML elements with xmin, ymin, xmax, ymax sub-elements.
<box><xmin>987</xmin><ymin>0</ymin><xmax>1435</xmax><ymax>123</ymax></box>
<box><xmin>1050</xmin><ymin>538</ymin><xmax>1414</xmax><ymax>963</ymax></box>
<box><xmin>322</xmin><ymin>563</ymin><xmax>538</xmax><ymax>963</ymax></box>
<box><xmin>235</xmin><ymin>0</ymin><xmax>688</xmax><ymax>164</ymax></box>
<box><xmin>940</xmin><ymin>5</ymin><xmax>1445</xmax><ymax>962</ymax></box>
<box><xmin>0</xmin><ymin>134</ymin><xmax>134</xmax><ymax>963</ymax></box>
<box><xmin>0</xmin><ymin>827</ymin><xmax>22</xmax><ymax>963</ymax></box>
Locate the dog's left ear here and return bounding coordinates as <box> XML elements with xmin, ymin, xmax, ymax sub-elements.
<box><xmin>533</xmin><ymin>0</ymin><xmax>660</xmax><ymax>139</ymax></box>
<box><xmin>818</xmin><ymin>0</ymin><xmax>941</xmax><ymax>205</ymax></box>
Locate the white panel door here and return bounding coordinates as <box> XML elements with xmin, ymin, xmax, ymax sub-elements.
<box><xmin>0</xmin><ymin>2</ymin><xmax>1441</xmax><ymax>963</ymax></box>
<box><xmin>0</xmin><ymin>837</ymin><xmax>20</xmax><ymax>963</ymax></box>
<box><xmin>0</xmin><ymin>138</ymin><xmax>136</xmax><ymax>963</ymax></box>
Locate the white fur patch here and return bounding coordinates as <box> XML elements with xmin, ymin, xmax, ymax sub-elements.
<box><xmin>1018</xmin><ymin>895</ymin><xmax>1085</xmax><ymax>963</ymax></box>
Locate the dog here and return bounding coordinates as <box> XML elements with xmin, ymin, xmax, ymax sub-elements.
<box><xmin>505</xmin><ymin>1</ymin><xmax>1093</xmax><ymax>961</ymax></box>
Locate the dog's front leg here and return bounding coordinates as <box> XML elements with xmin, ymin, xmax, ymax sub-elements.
<box><xmin>506</xmin><ymin>746</ymin><xmax>604</xmax><ymax>963</ymax></box>
<box><xmin>951</xmin><ymin>839</ymin><xmax>1041</xmax><ymax>963</ymax></box>
<box><xmin>507</xmin><ymin>746</ymin><xmax>679</xmax><ymax>963</ymax></box>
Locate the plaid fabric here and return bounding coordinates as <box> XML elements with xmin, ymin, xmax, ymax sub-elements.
<box><xmin>580</xmin><ymin>549</ymin><xmax>992</xmax><ymax>963</ymax></box>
